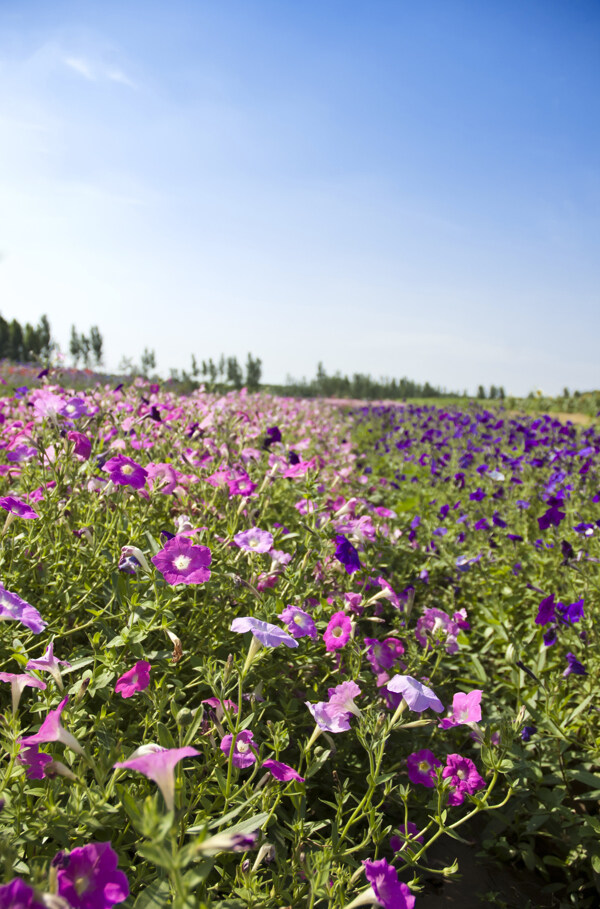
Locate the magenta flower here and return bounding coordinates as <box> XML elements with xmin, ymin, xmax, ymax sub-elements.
<box><xmin>220</xmin><ymin>730</ymin><xmax>257</xmax><ymax>768</ymax></box>
<box><xmin>363</xmin><ymin>858</ymin><xmax>416</xmax><ymax>909</ymax></box>
<box><xmin>114</xmin><ymin>745</ymin><xmax>200</xmax><ymax>811</ymax></box>
<box><xmin>407</xmin><ymin>749</ymin><xmax>442</xmax><ymax>788</ymax></box>
<box><xmin>334</xmin><ymin>534</ymin><xmax>361</xmax><ymax>574</ymax></box>
<box><xmin>146</xmin><ymin>462</ymin><xmax>178</xmax><ymax>494</ymax></box>
<box><xmin>102</xmin><ymin>455</ymin><xmax>148</xmax><ymax>489</ymax></box>
<box><xmin>152</xmin><ymin>535</ymin><xmax>211</xmax><ymax>585</ymax></box>
<box><xmin>0</xmin><ymin>496</ymin><xmax>38</xmax><ymax>519</ymax></box>
<box><xmin>230</xmin><ymin>616</ymin><xmax>298</xmax><ymax>648</ymax></box>
<box><xmin>17</xmin><ymin>745</ymin><xmax>53</xmax><ymax>780</ymax></box>
<box><xmin>20</xmin><ymin>696</ymin><xmax>84</xmax><ymax>755</ymax></box>
<box><xmin>0</xmin><ymin>584</ymin><xmax>46</xmax><ymax>634</ymax></box>
<box><xmin>262</xmin><ymin>759</ymin><xmax>305</xmax><ymax>782</ymax></box>
<box><xmin>390</xmin><ymin>822</ymin><xmax>424</xmax><ymax>860</ymax></box>
<box><xmin>323</xmin><ymin>611</ymin><xmax>353</xmax><ymax>651</ymax></box>
<box><xmin>0</xmin><ymin>671</ymin><xmax>46</xmax><ymax>712</ymax></box>
<box><xmin>56</xmin><ymin>841</ymin><xmax>129</xmax><ymax>909</ymax></box>
<box><xmin>67</xmin><ymin>430</ymin><xmax>92</xmax><ymax>460</ymax></box>
<box><xmin>0</xmin><ymin>879</ymin><xmax>46</xmax><ymax>909</ymax></box>
<box><xmin>387</xmin><ymin>674</ymin><xmax>444</xmax><ymax>713</ymax></box>
<box><xmin>278</xmin><ymin>605</ymin><xmax>318</xmax><ymax>639</ymax></box>
<box><xmin>26</xmin><ymin>642</ymin><xmax>71</xmax><ymax>689</ymax></box>
<box><xmin>439</xmin><ymin>690</ymin><xmax>482</xmax><ymax>729</ymax></box>
<box><xmin>233</xmin><ymin>527</ymin><xmax>274</xmax><ymax>552</ymax></box>
<box><xmin>442</xmin><ymin>753</ymin><xmax>486</xmax><ymax>805</ymax></box>
<box><xmin>115</xmin><ymin>661</ymin><xmax>151</xmax><ymax>698</ymax></box>
<box><xmin>59</xmin><ymin>397</ymin><xmax>88</xmax><ymax>419</ymax></box>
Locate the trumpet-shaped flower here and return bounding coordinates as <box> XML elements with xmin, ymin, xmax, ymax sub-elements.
<box><xmin>102</xmin><ymin>455</ymin><xmax>148</xmax><ymax>489</ymax></box>
<box><xmin>407</xmin><ymin>749</ymin><xmax>441</xmax><ymax>788</ymax></box>
<box><xmin>442</xmin><ymin>753</ymin><xmax>486</xmax><ymax>805</ymax></box>
<box><xmin>234</xmin><ymin>527</ymin><xmax>274</xmax><ymax>552</ymax></box>
<box><xmin>0</xmin><ymin>671</ymin><xmax>46</xmax><ymax>712</ymax></box>
<box><xmin>0</xmin><ymin>584</ymin><xmax>46</xmax><ymax>634</ymax></box>
<box><xmin>387</xmin><ymin>674</ymin><xmax>444</xmax><ymax>713</ymax></box>
<box><xmin>363</xmin><ymin>858</ymin><xmax>416</xmax><ymax>909</ymax></box>
<box><xmin>26</xmin><ymin>642</ymin><xmax>71</xmax><ymax>689</ymax></box>
<box><xmin>262</xmin><ymin>759</ymin><xmax>304</xmax><ymax>782</ymax></box>
<box><xmin>114</xmin><ymin>746</ymin><xmax>199</xmax><ymax>811</ymax></box>
<box><xmin>334</xmin><ymin>534</ymin><xmax>361</xmax><ymax>574</ymax></box>
<box><xmin>152</xmin><ymin>535</ymin><xmax>211</xmax><ymax>585</ymax></box>
<box><xmin>0</xmin><ymin>496</ymin><xmax>38</xmax><ymax>519</ymax></box>
<box><xmin>438</xmin><ymin>689</ymin><xmax>482</xmax><ymax>729</ymax></box>
<box><xmin>115</xmin><ymin>661</ymin><xmax>151</xmax><ymax>698</ymax></box>
<box><xmin>278</xmin><ymin>605</ymin><xmax>317</xmax><ymax>639</ymax></box>
<box><xmin>20</xmin><ymin>696</ymin><xmax>84</xmax><ymax>755</ymax></box>
<box><xmin>0</xmin><ymin>879</ymin><xmax>46</xmax><ymax>909</ymax></box>
<box><xmin>56</xmin><ymin>841</ymin><xmax>129</xmax><ymax>909</ymax></box>
<box><xmin>230</xmin><ymin>616</ymin><xmax>298</xmax><ymax>648</ymax></box>
<box><xmin>17</xmin><ymin>745</ymin><xmax>53</xmax><ymax>780</ymax></box>
<box><xmin>67</xmin><ymin>430</ymin><xmax>92</xmax><ymax>460</ymax></box>
<box><xmin>306</xmin><ymin>680</ymin><xmax>361</xmax><ymax>733</ymax></box>
<box><xmin>221</xmin><ymin>730</ymin><xmax>257</xmax><ymax>768</ymax></box>
<box><xmin>323</xmin><ymin>611</ymin><xmax>353</xmax><ymax>651</ymax></box>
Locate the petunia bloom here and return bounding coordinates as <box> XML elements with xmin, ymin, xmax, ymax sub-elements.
<box><xmin>230</xmin><ymin>616</ymin><xmax>298</xmax><ymax>648</ymax></box>
<box><xmin>323</xmin><ymin>611</ymin><xmax>353</xmax><ymax>651</ymax></box>
<box><xmin>20</xmin><ymin>696</ymin><xmax>84</xmax><ymax>755</ymax></box>
<box><xmin>114</xmin><ymin>745</ymin><xmax>199</xmax><ymax>811</ymax></box>
<box><xmin>67</xmin><ymin>430</ymin><xmax>92</xmax><ymax>460</ymax></box>
<box><xmin>17</xmin><ymin>746</ymin><xmax>53</xmax><ymax>780</ymax></box>
<box><xmin>407</xmin><ymin>749</ymin><xmax>442</xmax><ymax>788</ymax></box>
<box><xmin>334</xmin><ymin>534</ymin><xmax>361</xmax><ymax>574</ymax></box>
<box><xmin>102</xmin><ymin>455</ymin><xmax>148</xmax><ymax>489</ymax></box>
<box><xmin>0</xmin><ymin>496</ymin><xmax>38</xmax><ymax>520</ymax></box>
<box><xmin>0</xmin><ymin>671</ymin><xmax>46</xmax><ymax>712</ymax></box>
<box><xmin>56</xmin><ymin>841</ymin><xmax>129</xmax><ymax>909</ymax></box>
<box><xmin>220</xmin><ymin>730</ymin><xmax>257</xmax><ymax>768</ymax></box>
<box><xmin>152</xmin><ymin>535</ymin><xmax>211</xmax><ymax>585</ymax></box>
<box><xmin>115</xmin><ymin>661</ymin><xmax>151</xmax><ymax>698</ymax></box>
<box><xmin>0</xmin><ymin>584</ymin><xmax>46</xmax><ymax>634</ymax></box>
<box><xmin>387</xmin><ymin>674</ymin><xmax>444</xmax><ymax>713</ymax></box>
<box><xmin>442</xmin><ymin>753</ymin><xmax>486</xmax><ymax>806</ymax></box>
<box><xmin>438</xmin><ymin>690</ymin><xmax>482</xmax><ymax>729</ymax></box>
<box><xmin>306</xmin><ymin>681</ymin><xmax>361</xmax><ymax>733</ymax></box>
<box><xmin>535</xmin><ymin>594</ymin><xmax>557</xmax><ymax>626</ymax></box>
<box><xmin>233</xmin><ymin>527</ymin><xmax>274</xmax><ymax>552</ymax></box>
<box><xmin>563</xmin><ymin>652</ymin><xmax>586</xmax><ymax>677</ymax></box>
<box><xmin>278</xmin><ymin>605</ymin><xmax>318</xmax><ymax>639</ymax></box>
<box><xmin>362</xmin><ymin>858</ymin><xmax>416</xmax><ymax>909</ymax></box>
<box><xmin>262</xmin><ymin>759</ymin><xmax>304</xmax><ymax>782</ymax></box>
<box><xmin>0</xmin><ymin>879</ymin><xmax>46</xmax><ymax>909</ymax></box>
<box><xmin>26</xmin><ymin>642</ymin><xmax>71</xmax><ymax>689</ymax></box>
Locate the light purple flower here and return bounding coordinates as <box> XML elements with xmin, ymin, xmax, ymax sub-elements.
<box><xmin>102</xmin><ymin>454</ymin><xmax>148</xmax><ymax>489</ymax></box>
<box><xmin>56</xmin><ymin>841</ymin><xmax>129</xmax><ymax>909</ymax></box>
<box><xmin>0</xmin><ymin>584</ymin><xmax>46</xmax><ymax>634</ymax></box>
<box><xmin>415</xmin><ymin>607</ymin><xmax>461</xmax><ymax>654</ymax></box>
<box><xmin>262</xmin><ymin>759</ymin><xmax>305</xmax><ymax>782</ymax></box>
<box><xmin>220</xmin><ymin>730</ymin><xmax>257</xmax><ymax>768</ymax></box>
<box><xmin>26</xmin><ymin>642</ymin><xmax>71</xmax><ymax>689</ymax></box>
<box><xmin>387</xmin><ymin>674</ymin><xmax>444</xmax><ymax>713</ymax></box>
<box><xmin>438</xmin><ymin>689</ymin><xmax>482</xmax><ymax>729</ymax></box>
<box><xmin>115</xmin><ymin>661</ymin><xmax>151</xmax><ymax>698</ymax></box>
<box><xmin>230</xmin><ymin>616</ymin><xmax>298</xmax><ymax>648</ymax></box>
<box><xmin>152</xmin><ymin>535</ymin><xmax>211</xmax><ymax>585</ymax></box>
<box><xmin>323</xmin><ymin>611</ymin><xmax>353</xmax><ymax>651</ymax></box>
<box><xmin>59</xmin><ymin>397</ymin><xmax>88</xmax><ymax>420</ymax></box>
<box><xmin>0</xmin><ymin>671</ymin><xmax>46</xmax><ymax>712</ymax></box>
<box><xmin>278</xmin><ymin>605</ymin><xmax>317</xmax><ymax>639</ymax></box>
<box><xmin>363</xmin><ymin>857</ymin><xmax>416</xmax><ymax>909</ymax></box>
<box><xmin>20</xmin><ymin>696</ymin><xmax>84</xmax><ymax>755</ymax></box>
<box><xmin>233</xmin><ymin>527</ymin><xmax>274</xmax><ymax>552</ymax></box>
<box><xmin>306</xmin><ymin>680</ymin><xmax>361</xmax><ymax>733</ymax></box>
<box><xmin>114</xmin><ymin>745</ymin><xmax>200</xmax><ymax>811</ymax></box>
<box><xmin>0</xmin><ymin>496</ymin><xmax>38</xmax><ymax>519</ymax></box>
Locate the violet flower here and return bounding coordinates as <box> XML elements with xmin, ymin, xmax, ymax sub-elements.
<box><xmin>17</xmin><ymin>746</ymin><xmax>53</xmax><ymax>780</ymax></box>
<box><xmin>67</xmin><ymin>430</ymin><xmax>92</xmax><ymax>460</ymax></box>
<box><xmin>362</xmin><ymin>857</ymin><xmax>416</xmax><ymax>909</ymax></box>
<box><xmin>334</xmin><ymin>534</ymin><xmax>361</xmax><ymax>574</ymax></box>
<box><xmin>0</xmin><ymin>879</ymin><xmax>46</xmax><ymax>909</ymax></box>
<box><xmin>407</xmin><ymin>749</ymin><xmax>441</xmax><ymax>788</ymax></box>
<box><xmin>26</xmin><ymin>642</ymin><xmax>71</xmax><ymax>690</ymax></box>
<box><xmin>306</xmin><ymin>680</ymin><xmax>361</xmax><ymax>734</ymax></box>
<box><xmin>442</xmin><ymin>753</ymin><xmax>486</xmax><ymax>806</ymax></box>
<box><xmin>233</xmin><ymin>527</ymin><xmax>274</xmax><ymax>553</ymax></box>
<box><xmin>220</xmin><ymin>730</ymin><xmax>257</xmax><ymax>769</ymax></box>
<box><xmin>56</xmin><ymin>841</ymin><xmax>129</xmax><ymax>909</ymax></box>
<box><xmin>563</xmin><ymin>652</ymin><xmax>586</xmax><ymax>677</ymax></box>
<box><xmin>152</xmin><ymin>535</ymin><xmax>211</xmax><ymax>585</ymax></box>
<box><xmin>262</xmin><ymin>759</ymin><xmax>305</xmax><ymax>782</ymax></box>
<box><xmin>115</xmin><ymin>661</ymin><xmax>151</xmax><ymax>698</ymax></box>
<box><xmin>102</xmin><ymin>455</ymin><xmax>148</xmax><ymax>489</ymax></box>
<box><xmin>20</xmin><ymin>696</ymin><xmax>84</xmax><ymax>755</ymax></box>
<box><xmin>0</xmin><ymin>584</ymin><xmax>46</xmax><ymax>634</ymax></box>
<box><xmin>114</xmin><ymin>745</ymin><xmax>200</xmax><ymax>811</ymax></box>
<box><xmin>278</xmin><ymin>605</ymin><xmax>318</xmax><ymax>639</ymax></box>
<box><xmin>230</xmin><ymin>616</ymin><xmax>298</xmax><ymax>648</ymax></box>
<box><xmin>0</xmin><ymin>496</ymin><xmax>38</xmax><ymax>520</ymax></box>
<box><xmin>387</xmin><ymin>674</ymin><xmax>444</xmax><ymax>713</ymax></box>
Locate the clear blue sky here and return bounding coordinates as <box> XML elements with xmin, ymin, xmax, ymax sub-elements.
<box><xmin>0</xmin><ymin>0</ymin><xmax>598</xmax><ymax>394</ymax></box>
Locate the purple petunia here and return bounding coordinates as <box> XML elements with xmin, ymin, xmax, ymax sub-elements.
<box><xmin>115</xmin><ymin>661</ymin><xmax>151</xmax><ymax>698</ymax></box>
<box><xmin>233</xmin><ymin>527</ymin><xmax>274</xmax><ymax>552</ymax></box>
<box><xmin>0</xmin><ymin>584</ymin><xmax>46</xmax><ymax>634</ymax></box>
<box><xmin>114</xmin><ymin>745</ymin><xmax>199</xmax><ymax>811</ymax></box>
<box><xmin>102</xmin><ymin>455</ymin><xmax>148</xmax><ymax>489</ymax></box>
<box><xmin>387</xmin><ymin>674</ymin><xmax>444</xmax><ymax>713</ymax></box>
<box><xmin>56</xmin><ymin>841</ymin><xmax>129</xmax><ymax>909</ymax></box>
<box><xmin>407</xmin><ymin>749</ymin><xmax>441</xmax><ymax>788</ymax></box>
<box><xmin>230</xmin><ymin>616</ymin><xmax>298</xmax><ymax>648</ymax></box>
<box><xmin>262</xmin><ymin>759</ymin><xmax>304</xmax><ymax>782</ymax></box>
<box><xmin>333</xmin><ymin>534</ymin><xmax>361</xmax><ymax>574</ymax></box>
<box><xmin>19</xmin><ymin>696</ymin><xmax>84</xmax><ymax>756</ymax></box>
<box><xmin>152</xmin><ymin>535</ymin><xmax>211</xmax><ymax>585</ymax></box>
<box><xmin>535</xmin><ymin>594</ymin><xmax>556</xmax><ymax>626</ymax></box>
<box><xmin>363</xmin><ymin>857</ymin><xmax>416</xmax><ymax>909</ymax></box>
<box><xmin>442</xmin><ymin>753</ymin><xmax>486</xmax><ymax>806</ymax></box>
<box><xmin>0</xmin><ymin>496</ymin><xmax>38</xmax><ymax>520</ymax></box>
<box><xmin>563</xmin><ymin>652</ymin><xmax>586</xmax><ymax>678</ymax></box>
<box><xmin>221</xmin><ymin>730</ymin><xmax>257</xmax><ymax>768</ymax></box>
<box><xmin>0</xmin><ymin>879</ymin><xmax>46</xmax><ymax>909</ymax></box>
<box><xmin>278</xmin><ymin>605</ymin><xmax>318</xmax><ymax>639</ymax></box>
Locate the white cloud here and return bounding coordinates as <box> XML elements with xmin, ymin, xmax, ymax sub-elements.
<box><xmin>106</xmin><ymin>67</ymin><xmax>137</xmax><ymax>89</ymax></box>
<box><xmin>63</xmin><ymin>56</ymin><xmax>95</xmax><ymax>81</ymax></box>
<box><xmin>63</xmin><ymin>55</ymin><xmax>136</xmax><ymax>89</ymax></box>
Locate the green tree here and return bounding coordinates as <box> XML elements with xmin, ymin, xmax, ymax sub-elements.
<box><xmin>226</xmin><ymin>356</ymin><xmax>243</xmax><ymax>389</ymax></box>
<box><xmin>90</xmin><ymin>326</ymin><xmax>103</xmax><ymax>366</ymax></box>
<box><xmin>140</xmin><ymin>348</ymin><xmax>156</xmax><ymax>376</ymax></box>
<box><xmin>245</xmin><ymin>353</ymin><xmax>262</xmax><ymax>391</ymax></box>
<box><xmin>70</xmin><ymin>326</ymin><xmax>82</xmax><ymax>366</ymax></box>
<box><xmin>7</xmin><ymin>319</ymin><xmax>23</xmax><ymax>361</ymax></box>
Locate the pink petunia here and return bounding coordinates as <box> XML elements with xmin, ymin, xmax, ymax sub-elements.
<box><xmin>152</xmin><ymin>535</ymin><xmax>211</xmax><ymax>585</ymax></box>
<box><xmin>220</xmin><ymin>730</ymin><xmax>257</xmax><ymax>768</ymax></box>
<box><xmin>442</xmin><ymin>753</ymin><xmax>486</xmax><ymax>806</ymax></box>
<box><xmin>438</xmin><ymin>690</ymin><xmax>482</xmax><ymax>729</ymax></box>
<box><xmin>323</xmin><ymin>611</ymin><xmax>352</xmax><ymax>651</ymax></box>
<box><xmin>115</xmin><ymin>661</ymin><xmax>151</xmax><ymax>698</ymax></box>
<box><xmin>114</xmin><ymin>745</ymin><xmax>199</xmax><ymax>811</ymax></box>
<box><xmin>262</xmin><ymin>759</ymin><xmax>304</xmax><ymax>782</ymax></box>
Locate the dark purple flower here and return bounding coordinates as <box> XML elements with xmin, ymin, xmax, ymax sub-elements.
<box><xmin>0</xmin><ymin>879</ymin><xmax>46</xmax><ymax>909</ymax></box>
<box><xmin>407</xmin><ymin>749</ymin><xmax>441</xmax><ymax>787</ymax></box>
<box><xmin>563</xmin><ymin>652</ymin><xmax>586</xmax><ymax>677</ymax></box>
<box><xmin>520</xmin><ymin>725</ymin><xmax>537</xmax><ymax>742</ymax></box>
<box><xmin>538</xmin><ymin>503</ymin><xmax>566</xmax><ymax>530</ymax></box>
<box><xmin>559</xmin><ymin>598</ymin><xmax>584</xmax><ymax>624</ymax></box>
<box><xmin>56</xmin><ymin>841</ymin><xmax>129</xmax><ymax>909</ymax></box>
<box><xmin>535</xmin><ymin>594</ymin><xmax>556</xmax><ymax>626</ymax></box>
<box><xmin>334</xmin><ymin>534</ymin><xmax>361</xmax><ymax>574</ymax></box>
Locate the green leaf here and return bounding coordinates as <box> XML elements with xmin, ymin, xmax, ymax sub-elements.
<box><xmin>133</xmin><ymin>881</ymin><xmax>172</xmax><ymax>908</ymax></box>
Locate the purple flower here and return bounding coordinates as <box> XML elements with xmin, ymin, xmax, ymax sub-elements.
<box><xmin>114</xmin><ymin>745</ymin><xmax>200</xmax><ymax>811</ymax></box>
<box><xmin>535</xmin><ymin>594</ymin><xmax>556</xmax><ymax>626</ymax></box>
<box><xmin>438</xmin><ymin>690</ymin><xmax>482</xmax><ymax>729</ymax></box>
<box><xmin>115</xmin><ymin>661</ymin><xmax>151</xmax><ymax>698</ymax></box>
<box><xmin>59</xmin><ymin>397</ymin><xmax>88</xmax><ymax>420</ymax></box>
<box><xmin>363</xmin><ymin>857</ymin><xmax>415</xmax><ymax>909</ymax></box>
<box><xmin>520</xmin><ymin>725</ymin><xmax>537</xmax><ymax>742</ymax></box>
<box><xmin>230</xmin><ymin>616</ymin><xmax>298</xmax><ymax>648</ymax></box>
<box><xmin>387</xmin><ymin>674</ymin><xmax>444</xmax><ymax>713</ymax></box>
<box><xmin>415</xmin><ymin>607</ymin><xmax>461</xmax><ymax>654</ymax></box>
<box><xmin>67</xmin><ymin>430</ymin><xmax>92</xmax><ymax>460</ymax></box>
<box><xmin>0</xmin><ymin>496</ymin><xmax>38</xmax><ymax>519</ymax></box>
<box><xmin>56</xmin><ymin>841</ymin><xmax>129</xmax><ymax>909</ymax></box>
<box><xmin>0</xmin><ymin>879</ymin><xmax>46</xmax><ymax>909</ymax></box>
<box><xmin>221</xmin><ymin>730</ymin><xmax>257</xmax><ymax>768</ymax></box>
<box><xmin>26</xmin><ymin>642</ymin><xmax>71</xmax><ymax>689</ymax></box>
<box><xmin>306</xmin><ymin>680</ymin><xmax>361</xmax><ymax>733</ymax></box>
<box><xmin>406</xmin><ymin>749</ymin><xmax>441</xmax><ymax>787</ymax></box>
<box><xmin>559</xmin><ymin>598</ymin><xmax>584</xmax><ymax>624</ymax></box>
<box><xmin>0</xmin><ymin>584</ymin><xmax>46</xmax><ymax>634</ymax></box>
<box><xmin>17</xmin><ymin>745</ymin><xmax>53</xmax><ymax>780</ymax></box>
<box><xmin>334</xmin><ymin>534</ymin><xmax>361</xmax><ymax>574</ymax></box>
<box><xmin>0</xmin><ymin>671</ymin><xmax>46</xmax><ymax>712</ymax></box>
<box><xmin>262</xmin><ymin>759</ymin><xmax>304</xmax><ymax>782</ymax></box>
<box><xmin>390</xmin><ymin>822</ymin><xmax>424</xmax><ymax>860</ymax></box>
<box><xmin>538</xmin><ymin>503</ymin><xmax>566</xmax><ymax>530</ymax></box>
<box><xmin>563</xmin><ymin>652</ymin><xmax>586</xmax><ymax>677</ymax></box>
<box><xmin>20</xmin><ymin>696</ymin><xmax>84</xmax><ymax>755</ymax></box>
<box><xmin>152</xmin><ymin>535</ymin><xmax>211</xmax><ymax>585</ymax></box>
<box><xmin>323</xmin><ymin>611</ymin><xmax>353</xmax><ymax>652</ymax></box>
<box><xmin>102</xmin><ymin>455</ymin><xmax>148</xmax><ymax>489</ymax></box>
<box><xmin>442</xmin><ymin>753</ymin><xmax>486</xmax><ymax>806</ymax></box>
<box><xmin>278</xmin><ymin>605</ymin><xmax>318</xmax><ymax>639</ymax></box>
<box><xmin>233</xmin><ymin>527</ymin><xmax>274</xmax><ymax>552</ymax></box>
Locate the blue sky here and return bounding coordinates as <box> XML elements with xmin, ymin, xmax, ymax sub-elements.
<box><xmin>0</xmin><ymin>0</ymin><xmax>598</xmax><ymax>394</ymax></box>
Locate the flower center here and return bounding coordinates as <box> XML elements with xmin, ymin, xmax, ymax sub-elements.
<box><xmin>457</xmin><ymin>768</ymin><xmax>467</xmax><ymax>780</ymax></box>
<box><xmin>74</xmin><ymin>874</ymin><xmax>91</xmax><ymax>896</ymax></box>
<box><xmin>237</xmin><ymin>741</ymin><xmax>249</xmax><ymax>753</ymax></box>
<box><xmin>332</xmin><ymin>626</ymin><xmax>343</xmax><ymax>637</ymax></box>
<box><xmin>418</xmin><ymin>761</ymin><xmax>430</xmax><ymax>773</ymax></box>
<box><xmin>121</xmin><ymin>465</ymin><xmax>134</xmax><ymax>475</ymax></box>
<box><xmin>174</xmin><ymin>555</ymin><xmax>191</xmax><ymax>571</ymax></box>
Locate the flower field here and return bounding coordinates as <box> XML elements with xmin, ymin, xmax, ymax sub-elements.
<box><xmin>0</xmin><ymin>380</ymin><xmax>598</xmax><ymax>908</ymax></box>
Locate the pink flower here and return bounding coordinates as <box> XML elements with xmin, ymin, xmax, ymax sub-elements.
<box><xmin>26</xmin><ymin>642</ymin><xmax>71</xmax><ymax>689</ymax></box>
<box><xmin>233</xmin><ymin>527</ymin><xmax>274</xmax><ymax>552</ymax></box>
<box><xmin>114</xmin><ymin>745</ymin><xmax>200</xmax><ymax>811</ymax></box>
<box><xmin>278</xmin><ymin>605</ymin><xmax>318</xmax><ymax>639</ymax></box>
<box><xmin>442</xmin><ymin>753</ymin><xmax>486</xmax><ymax>806</ymax></box>
<box><xmin>438</xmin><ymin>690</ymin><xmax>482</xmax><ymax>729</ymax></box>
<box><xmin>406</xmin><ymin>749</ymin><xmax>442</xmax><ymax>788</ymax></box>
<box><xmin>0</xmin><ymin>671</ymin><xmax>46</xmax><ymax>712</ymax></box>
<box><xmin>146</xmin><ymin>462</ymin><xmax>178</xmax><ymax>494</ymax></box>
<box><xmin>323</xmin><ymin>611</ymin><xmax>352</xmax><ymax>651</ymax></box>
<box><xmin>115</xmin><ymin>661</ymin><xmax>151</xmax><ymax>698</ymax></box>
<box><xmin>363</xmin><ymin>857</ymin><xmax>415</xmax><ymax>909</ymax></box>
<box><xmin>102</xmin><ymin>455</ymin><xmax>148</xmax><ymax>489</ymax></box>
<box><xmin>220</xmin><ymin>730</ymin><xmax>257</xmax><ymax>768</ymax></box>
<box><xmin>67</xmin><ymin>430</ymin><xmax>92</xmax><ymax>460</ymax></box>
<box><xmin>17</xmin><ymin>746</ymin><xmax>53</xmax><ymax>780</ymax></box>
<box><xmin>152</xmin><ymin>535</ymin><xmax>211</xmax><ymax>585</ymax></box>
<box><xmin>0</xmin><ymin>496</ymin><xmax>38</xmax><ymax>519</ymax></box>
<box><xmin>262</xmin><ymin>759</ymin><xmax>304</xmax><ymax>782</ymax></box>
<box><xmin>306</xmin><ymin>680</ymin><xmax>361</xmax><ymax>733</ymax></box>
<box><xmin>20</xmin><ymin>696</ymin><xmax>84</xmax><ymax>755</ymax></box>
<box><xmin>56</xmin><ymin>841</ymin><xmax>129</xmax><ymax>909</ymax></box>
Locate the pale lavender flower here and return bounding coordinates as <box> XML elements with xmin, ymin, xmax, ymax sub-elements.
<box><xmin>0</xmin><ymin>584</ymin><xmax>46</xmax><ymax>634</ymax></box>
<box><xmin>0</xmin><ymin>671</ymin><xmax>46</xmax><ymax>712</ymax></box>
<box><xmin>306</xmin><ymin>681</ymin><xmax>361</xmax><ymax>733</ymax></box>
<box><xmin>387</xmin><ymin>674</ymin><xmax>444</xmax><ymax>713</ymax></box>
<box><xmin>233</xmin><ymin>527</ymin><xmax>274</xmax><ymax>553</ymax></box>
<box><xmin>230</xmin><ymin>617</ymin><xmax>298</xmax><ymax>648</ymax></box>
<box><xmin>26</xmin><ymin>642</ymin><xmax>71</xmax><ymax>690</ymax></box>
<box><xmin>114</xmin><ymin>745</ymin><xmax>200</xmax><ymax>811</ymax></box>
<box><xmin>278</xmin><ymin>605</ymin><xmax>317</xmax><ymax>639</ymax></box>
